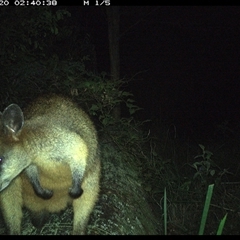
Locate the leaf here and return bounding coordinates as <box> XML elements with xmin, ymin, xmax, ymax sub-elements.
<box><xmin>194</xmin><ymin>154</ymin><xmax>203</xmax><ymax>159</ymax></box>
<box><xmin>56</xmin><ymin>10</ymin><xmax>63</xmax><ymax>20</ymax></box>
<box><xmin>54</xmin><ymin>26</ymin><xmax>58</xmax><ymax>35</ymax></box>
<box><xmin>199</xmin><ymin>144</ymin><xmax>205</xmax><ymax>151</ymax></box>
<box><xmin>144</xmin><ymin>185</ymin><xmax>152</xmax><ymax>192</ymax></box>
<box><xmin>216</xmin><ymin>213</ymin><xmax>227</xmax><ymax>235</ymax></box>
<box><xmin>210</xmin><ymin>170</ymin><xmax>215</xmax><ymax>176</ymax></box>
<box><xmin>90</xmin><ymin>104</ymin><xmax>99</xmax><ymax>111</ymax></box>
<box><xmin>199</xmin><ymin>184</ymin><xmax>214</xmax><ymax>235</ymax></box>
<box><xmin>193</xmin><ymin>172</ymin><xmax>200</xmax><ymax>179</ymax></box>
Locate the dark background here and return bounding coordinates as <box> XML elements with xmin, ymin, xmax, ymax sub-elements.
<box><xmin>72</xmin><ymin>6</ymin><xmax>240</xmax><ymax>140</ymax></box>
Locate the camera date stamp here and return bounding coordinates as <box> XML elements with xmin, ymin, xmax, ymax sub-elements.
<box><xmin>0</xmin><ymin>0</ymin><xmax>57</xmax><ymax>6</ymax></box>
<box><xmin>0</xmin><ymin>0</ymin><xmax>110</xmax><ymax>6</ymax></box>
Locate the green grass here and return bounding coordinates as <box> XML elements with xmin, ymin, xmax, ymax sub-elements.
<box><xmin>163</xmin><ymin>184</ymin><xmax>227</xmax><ymax>235</ymax></box>
<box><xmin>198</xmin><ymin>184</ymin><xmax>214</xmax><ymax>235</ymax></box>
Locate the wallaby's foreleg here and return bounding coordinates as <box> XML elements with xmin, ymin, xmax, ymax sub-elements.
<box><xmin>25</xmin><ymin>165</ymin><xmax>53</xmax><ymax>199</ymax></box>
<box><xmin>68</xmin><ymin>155</ymin><xmax>86</xmax><ymax>199</ymax></box>
<box><xmin>69</xmin><ymin>168</ymin><xmax>84</xmax><ymax>199</ymax></box>
<box><xmin>0</xmin><ymin>177</ymin><xmax>23</xmax><ymax>234</ymax></box>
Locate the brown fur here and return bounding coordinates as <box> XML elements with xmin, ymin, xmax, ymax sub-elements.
<box><xmin>0</xmin><ymin>94</ymin><xmax>100</xmax><ymax>234</ymax></box>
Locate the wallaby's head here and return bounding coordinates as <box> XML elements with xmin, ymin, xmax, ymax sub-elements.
<box><xmin>0</xmin><ymin>103</ymin><xmax>31</xmax><ymax>192</ymax></box>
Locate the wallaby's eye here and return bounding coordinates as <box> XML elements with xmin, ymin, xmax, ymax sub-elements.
<box><xmin>0</xmin><ymin>156</ymin><xmax>4</xmax><ymax>164</ymax></box>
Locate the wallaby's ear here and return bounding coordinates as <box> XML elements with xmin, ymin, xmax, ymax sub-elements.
<box><xmin>2</xmin><ymin>104</ymin><xmax>24</xmax><ymax>136</ymax></box>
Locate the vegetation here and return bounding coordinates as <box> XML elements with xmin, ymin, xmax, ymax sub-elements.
<box><xmin>146</xmin><ymin>118</ymin><xmax>240</xmax><ymax>234</ymax></box>
<box><xmin>0</xmin><ymin>6</ymin><xmax>240</xmax><ymax>235</ymax></box>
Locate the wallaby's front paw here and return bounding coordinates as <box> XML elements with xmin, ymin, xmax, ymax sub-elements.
<box><xmin>69</xmin><ymin>186</ymin><xmax>83</xmax><ymax>199</ymax></box>
<box><xmin>34</xmin><ymin>188</ymin><xmax>53</xmax><ymax>200</ymax></box>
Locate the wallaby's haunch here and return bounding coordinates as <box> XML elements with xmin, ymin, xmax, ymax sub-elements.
<box><xmin>0</xmin><ymin>94</ymin><xmax>101</xmax><ymax>234</ymax></box>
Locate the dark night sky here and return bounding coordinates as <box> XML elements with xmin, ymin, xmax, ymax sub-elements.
<box><xmin>74</xmin><ymin>6</ymin><xmax>240</xmax><ymax>138</ymax></box>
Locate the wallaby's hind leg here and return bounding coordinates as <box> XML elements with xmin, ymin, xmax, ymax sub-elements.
<box><xmin>30</xmin><ymin>210</ymin><xmax>50</xmax><ymax>229</ymax></box>
<box><xmin>0</xmin><ymin>177</ymin><xmax>23</xmax><ymax>235</ymax></box>
<box><xmin>72</xmin><ymin>160</ymin><xmax>100</xmax><ymax>235</ymax></box>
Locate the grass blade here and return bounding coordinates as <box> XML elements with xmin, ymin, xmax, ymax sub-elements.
<box><xmin>216</xmin><ymin>213</ymin><xmax>227</xmax><ymax>235</ymax></box>
<box><xmin>164</xmin><ymin>187</ymin><xmax>167</xmax><ymax>235</ymax></box>
<box><xmin>198</xmin><ymin>184</ymin><xmax>214</xmax><ymax>235</ymax></box>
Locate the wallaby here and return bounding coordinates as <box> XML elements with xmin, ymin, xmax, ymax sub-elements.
<box><xmin>0</xmin><ymin>94</ymin><xmax>101</xmax><ymax>234</ymax></box>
